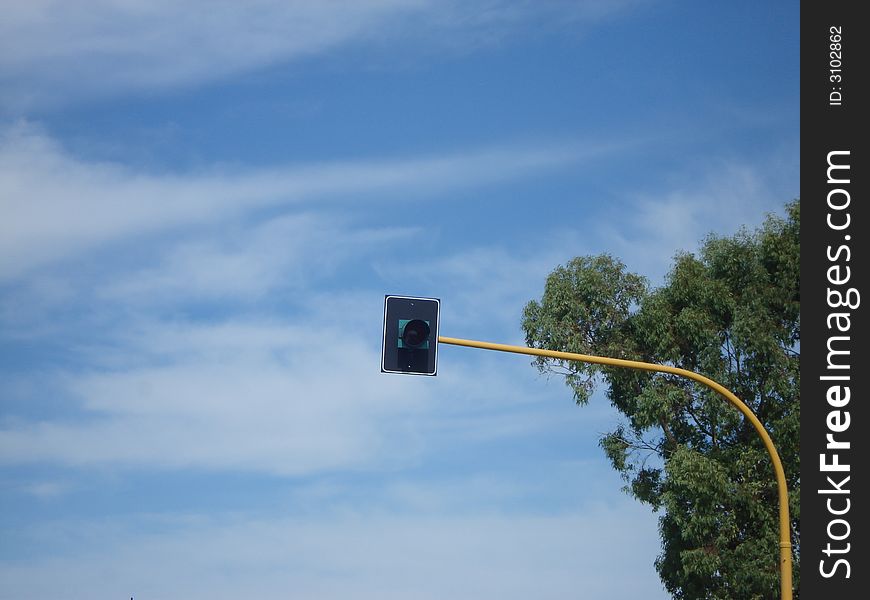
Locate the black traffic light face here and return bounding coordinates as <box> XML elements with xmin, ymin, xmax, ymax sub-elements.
<box><xmin>399</xmin><ymin>319</ymin><xmax>430</xmax><ymax>349</ymax></box>
<box><xmin>382</xmin><ymin>296</ymin><xmax>440</xmax><ymax>375</ymax></box>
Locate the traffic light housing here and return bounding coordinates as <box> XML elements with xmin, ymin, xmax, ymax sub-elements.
<box><xmin>381</xmin><ymin>295</ymin><xmax>440</xmax><ymax>375</ymax></box>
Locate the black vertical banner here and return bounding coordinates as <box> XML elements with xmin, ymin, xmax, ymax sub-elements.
<box><xmin>801</xmin><ymin>1</ymin><xmax>868</xmax><ymax>598</ymax></box>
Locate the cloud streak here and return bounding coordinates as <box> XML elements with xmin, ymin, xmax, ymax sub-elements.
<box><xmin>0</xmin><ymin>0</ymin><xmax>644</xmax><ymax>111</ymax></box>
<box><xmin>1</xmin><ymin>0</ymin><xmax>421</xmax><ymax>109</ymax></box>
<box><xmin>0</xmin><ymin>319</ymin><xmax>427</xmax><ymax>474</ymax></box>
<box><xmin>0</xmin><ymin>122</ymin><xmax>611</xmax><ymax>280</ymax></box>
<box><xmin>0</xmin><ymin>501</ymin><xmax>665</xmax><ymax>600</ymax></box>
<box><xmin>601</xmin><ymin>157</ymin><xmax>794</xmax><ymax>282</ymax></box>
<box><xmin>0</xmin><ymin>314</ymin><xmax>594</xmax><ymax>475</ymax></box>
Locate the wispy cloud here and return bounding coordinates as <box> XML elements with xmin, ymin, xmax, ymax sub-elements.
<box><xmin>98</xmin><ymin>213</ymin><xmax>417</xmax><ymax>305</ymax></box>
<box><xmin>0</xmin><ymin>319</ymin><xmax>426</xmax><ymax>474</ymax></box>
<box><xmin>595</xmin><ymin>158</ymin><xmax>795</xmax><ymax>283</ymax></box>
<box><xmin>0</xmin><ymin>122</ymin><xmax>611</xmax><ymax>281</ymax></box>
<box><xmin>0</xmin><ymin>0</ymin><xmax>646</xmax><ymax>111</ymax></box>
<box><xmin>1</xmin><ymin>0</ymin><xmax>420</xmax><ymax>110</ymax></box>
<box><xmin>0</xmin><ymin>501</ymin><xmax>665</xmax><ymax>600</ymax></box>
<box><xmin>15</xmin><ymin>479</ymin><xmax>73</xmax><ymax>500</ymax></box>
<box><xmin>0</xmin><ymin>314</ymin><xmax>595</xmax><ymax>474</ymax></box>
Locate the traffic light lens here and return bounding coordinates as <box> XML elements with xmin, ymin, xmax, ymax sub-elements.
<box><xmin>401</xmin><ymin>319</ymin><xmax>430</xmax><ymax>349</ymax></box>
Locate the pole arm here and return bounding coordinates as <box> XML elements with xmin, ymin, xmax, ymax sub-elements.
<box><xmin>438</xmin><ymin>335</ymin><xmax>793</xmax><ymax>600</ymax></box>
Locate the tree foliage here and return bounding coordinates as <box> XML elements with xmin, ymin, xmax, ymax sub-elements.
<box><xmin>522</xmin><ymin>201</ymin><xmax>799</xmax><ymax>598</ymax></box>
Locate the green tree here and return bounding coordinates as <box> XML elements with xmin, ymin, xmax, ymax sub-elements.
<box><xmin>522</xmin><ymin>201</ymin><xmax>799</xmax><ymax>599</ymax></box>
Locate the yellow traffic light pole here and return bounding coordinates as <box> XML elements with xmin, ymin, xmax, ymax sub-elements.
<box><xmin>439</xmin><ymin>335</ymin><xmax>793</xmax><ymax>600</ymax></box>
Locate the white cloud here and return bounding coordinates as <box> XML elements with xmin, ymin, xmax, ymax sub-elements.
<box><xmin>0</xmin><ymin>0</ymin><xmax>646</xmax><ymax>111</ymax></box>
<box><xmin>598</xmin><ymin>159</ymin><xmax>793</xmax><ymax>283</ymax></box>
<box><xmin>0</xmin><ymin>314</ymin><xmax>599</xmax><ymax>475</ymax></box>
<box><xmin>0</xmin><ymin>0</ymin><xmax>422</xmax><ymax>109</ymax></box>
<box><xmin>0</xmin><ymin>501</ymin><xmax>667</xmax><ymax>600</ymax></box>
<box><xmin>98</xmin><ymin>213</ymin><xmax>418</xmax><ymax>304</ymax></box>
<box><xmin>0</xmin><ymin>122</ymin><xmax>602</xmax><ymax>281</ymax></box>
<box><xmin>16</xmin><ymin>479</ymin><xmax>73</xmax><ymax>500</ymax></box>
<box><xmin>0</xmin><ymin>319</ymin><xmax>429</xmax><ymax>474</ymax></box>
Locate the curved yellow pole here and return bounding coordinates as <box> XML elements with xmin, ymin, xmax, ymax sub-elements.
<box><xmin>439</xmin><ymin>335</ymin><xmax>793</xmax><ymax>600</ymax></box>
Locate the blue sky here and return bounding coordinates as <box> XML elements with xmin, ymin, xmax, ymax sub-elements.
<box><xmin>1</xmin><ymin>1</ymin><xmax>798</xmax><ymax>598</ymax></box>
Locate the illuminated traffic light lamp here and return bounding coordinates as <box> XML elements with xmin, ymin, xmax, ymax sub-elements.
<box><xmin>381</xmin><ymin>295</ymin><xmax>440</xmax><ymax>375</ymax></box>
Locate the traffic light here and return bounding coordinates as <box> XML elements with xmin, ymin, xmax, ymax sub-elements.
<box><xmin>381</xmin><ymin>295</ymin><xmax>440</xmax><ymax>375</ymax></box>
